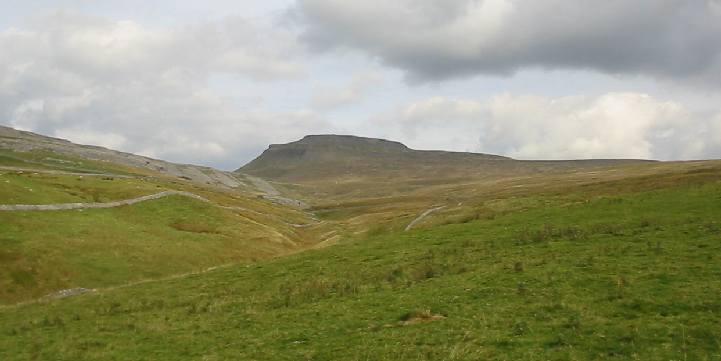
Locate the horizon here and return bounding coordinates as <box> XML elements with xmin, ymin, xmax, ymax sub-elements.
<box><xmin>5</xmin><ymin>125</ymin><xmax>676</xmax><ymax>172</ymax></box>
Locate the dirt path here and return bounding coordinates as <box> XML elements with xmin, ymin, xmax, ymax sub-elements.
<box><xmin>0</xmin><ymin>190</ymin><xmax>206</xmax><ymax>211</ymax></box>
<box><xmin>1</xmin><ymin>167</ymin><xmax>311</xmax><ymax>212</ymax></box>
<box><xmin>0</xmin><ymin>166</ymin><xmax>132</xmax><ymax>178</ymax></box>
<box><xmin>0</xmin><ymin>189</ymin><xmax>322</xmax><ymax>230</ymax></box>
<box><xmin>0</xmin><ymin>193</ymin><xmax>324</xmax><ymax>308</ymax></box>
<box><xmin>405</xmin><ymin>206</ymin><xmax>446</xmax><ymax>231</ymax></box>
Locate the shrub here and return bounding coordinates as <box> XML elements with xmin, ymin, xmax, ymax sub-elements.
<box><xmin>514</xmin><ymin>262</ymin><xmax>524</xmax><ymax>273</ymax></box>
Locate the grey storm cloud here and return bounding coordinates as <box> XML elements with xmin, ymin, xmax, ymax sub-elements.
<box><xmin>291</xmin><ymin>0</ymin><xmax>721</xmax><ymax>84</ymax></box>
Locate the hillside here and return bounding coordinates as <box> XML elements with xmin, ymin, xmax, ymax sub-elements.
<box><xmin>237</xmin><ymin>134</ymin><xmax>654</xmax><ymax>207</ymax></box>
<box><xmin>0</xmin><ymin>125</ymin><xmax>241</xmax><ymax>189</ymax></box>
<box><xmin>2</xmin><ymin>158</ymin><xmax>720</xmax><ymax>360</ymax></box>
<box><xmin>0</xmin><ymin>126</ymin><xmax>327</xmax><ymax>304</ymax></box>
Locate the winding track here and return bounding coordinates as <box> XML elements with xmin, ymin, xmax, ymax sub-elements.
<box><xmin>0</xmin><ymin>169</ymin><xmax>327</xmax><ymax>306</ymax></box>
<box><xmin>1</xmin><ymin>168</ymin><xmax>320</xmax><ymax>228</ymax></box>
<box><xmin>0</xmin><ymin>189</ymin><xmax>322</xmax><ymax>230</ymax></box>
<box><xmin>405</xmin><ymin>206</ymin><xmax>447</xmax><ymax>231</ymax></box>
<box><xmin>0</xmin><ymin>190</ymin><xmax>205</xmax><ymax>211</ymax></box>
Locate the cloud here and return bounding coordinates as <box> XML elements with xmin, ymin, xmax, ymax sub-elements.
<box><xmin>291</xmin><ymin>0</ymin><xmax>721</xmax><ymax>85</ymax></box>
<box><xmin>369</xmin><ymin>92</ymin><xmax>721</xmax><ymax>160</ymax></box>
<box><xmin>310</xmin><ymin>72</ymin><xmax>383</xmax><ymax>109</ymax></box>
<box><xmin>4</xmin><ymin>5</ymin><xmax>720</xmax><ymax>169</ymax></box>
<box><xmin>54</xmin><ymin>128</ymin><xmax>128</xmax><ymax>150</ymax></box>
<box><xmin>13</xmin><ymin>12</ymin><xmax>304</xmax><ymax>81</ymax></box>
<box><xmin>367</xmin><ymin>96</ymin><xmax>486</xmax><ymax>152</ymax></box>
<box><xmin>0</xmin><ymin>12</ymin><xmax>329</xmax><ymax>169</ymax></box>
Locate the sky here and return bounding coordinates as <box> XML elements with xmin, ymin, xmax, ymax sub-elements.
<box><xmin>1</xmin><ymin>0</ymin><xmax>721</xmax><ymax>170</ymax></box>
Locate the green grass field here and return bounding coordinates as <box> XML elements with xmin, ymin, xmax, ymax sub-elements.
<box><xmin>0</xmin><ymin>195</ymin><xmax>312</xmax><ymax>304</ymax></box>
<box><xmin>2</xmin><ymin>169</ymin><xmax>720</xmax><ymax>360</ymax></box>
<box><xmin>0</xmin><ymin>149</ymin><xmax>323</xmax><ymax>305</ymax></box>
<box><xmin>0</xmin><ymin>172</ymin><xmax>165</xmax><ymax>204</ymax></box>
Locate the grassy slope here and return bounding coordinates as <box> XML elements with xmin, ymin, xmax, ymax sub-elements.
<box><xmin>0</xmin><ymin>149</ymin><xmax>323</xmax><ymax>304</ymax></box>
<box><xmin>0</xmin><ymin>196</ymin><xmax>307</xmax><ymax>304</ymax></box>
<box><xmin>0</xmin><ymin>172</ymin><xmax>164</xmax><ymax>204</ymax></box>
<box><xmin>2</xmin><ymin>167</ymin><xmax>720</xmax><ymax>360</ymax></box>
<box><xmin>301</xmin><ymin>161</ymin><xmax>721</xmax><ymax>239</ymax></box>
<box><xmin>0</xmin><ymin>148</ymin><xmax>146</xmax><ymax>176</ymax></box>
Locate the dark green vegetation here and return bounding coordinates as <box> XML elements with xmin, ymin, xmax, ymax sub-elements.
<box><xmin>2</xmin><ymin>128</ymin><xmax>721</xmax><ymax>360</ymax></box>
<box><xmin>2</xmin><ymin>166</ymin><xmax>720</xmax><ymax>360</ymax></box>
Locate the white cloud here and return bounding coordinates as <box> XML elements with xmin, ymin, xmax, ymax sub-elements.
<box><xmin>12</xmin><ymin>12</ymin><xmax>304</xmax><ymax>81</ymax></box>
<box><xmin>0</xmin><ymin>12</ymin><xmax>328</xmax><ymax>169</ymax></box>
<box><xmin>483</xmin><ymin>93</ymin><xmax>683</xmax><ymax>159</ymax></box>
<box><xmin>310</xmin><ymin>72</ymin><xmax>383</xmax><ymax>110</ymax></box>
<box><xmin>370</xmin><ymin>92</ymin><xmax>721</xmax><ymax>160</ymax></box>
<box><xmin>54</xmin><ymin>128</ymin><xmax>128</xmax><ymax>150</ymax></box>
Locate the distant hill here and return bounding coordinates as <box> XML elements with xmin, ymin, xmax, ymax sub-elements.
<box><xmin>237</xmin><ymin>134</ymin><xmax>651</xmax><ymax>182</ymax></box>
<box><xmin>0</xmin><ymin>125</ymin><xmax>241</xmax><ymax>188</ymax></box>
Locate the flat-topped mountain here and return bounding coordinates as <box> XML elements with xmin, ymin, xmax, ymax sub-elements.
<box><xmin>237</xmin><ymin>134</ymin><xmax>510</xmax><ymax>181</ymax></box>
<box><xmin>237</xmin><ymin>134</ymin><xmax>648</xmax><ymax>182</ymax></box>
<box><xmin>286</xmin><ymin>134</ymin><xmax>412</xmax><ymax>152</ymax></box>
<box><xmin>248</xmin><ymin>134</ymin><xmax>508</xmax><ymax>161</ymax></box>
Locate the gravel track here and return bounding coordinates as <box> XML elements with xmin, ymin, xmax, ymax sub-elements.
<box><xmin>0</xmin><ymin>190</ymin><xmax>205</xmax><ymax>211</ymax></box>
<box><xmin>405</xmin><ymin>206</ymin><xmax>447</xmax><ymax>231</ymax></box>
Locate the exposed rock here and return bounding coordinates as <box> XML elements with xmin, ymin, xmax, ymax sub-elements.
<box><xmin>0</xmin><ymin>125</ymin><xmax>244</xmax><ymax>189</ymax></box>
